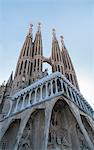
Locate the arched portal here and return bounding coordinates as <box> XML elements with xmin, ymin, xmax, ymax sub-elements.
<box><xmin>47</xmin><ymin>100</ymin><xmax>72</xmax><ymax>150</ymax></box>
<box><xmin>18</xmin><ymin>109</ymin><xmax>45</xmax><ymax>150</ymax></box>
<box><xmin>47</xmin><ymin>99</ymin><xmax>91</xmax><ymax>150</ymax></box>
<box><xmin>0</xmin><ymin>119</ymin><xmax>21</xmax><ymax>150</ymax></box>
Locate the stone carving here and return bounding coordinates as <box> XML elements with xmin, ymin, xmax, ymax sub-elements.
<box><xmin>18</xmin><ymin>121</ymin><xmax>32</xmax><ymax>150</ymax></box>
<box><xmin>76</xmin><ymin>124</ymin><xmax>90</xmax><ymax>150</ymax></box>
<box><xmin>48</xmin><ymin>128</ymin><xmax>70</xmax><ymax>147</ymax></box>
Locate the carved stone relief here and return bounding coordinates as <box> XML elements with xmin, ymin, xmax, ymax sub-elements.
<box><xmin>76</xmin><ymin>124</ymin><xmax>90</xmax><ymax>150</ymax></box>
<box><xmin>48</xmin><ymin>101</ymin><xmax>71</xmax><ymax>150</ymax></box>
<box><xmin>18</xmin><ymin>119</ymin><xmax>32</xmax><ymax>150</ymax></box>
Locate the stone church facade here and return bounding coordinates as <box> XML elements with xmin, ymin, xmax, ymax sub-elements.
<box><xmin>0</xmin><ymin>23</ymin><xmax>94</xmax><ymax>150</ymax></box>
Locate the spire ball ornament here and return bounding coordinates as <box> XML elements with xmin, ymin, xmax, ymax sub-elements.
<box><xmin>29</xmin><ymin>23</ymin><xmax>33</xmax><ymax>35</ymax></box>
<box><xmin>60</xmin><ymin>35</ymin><xmax>64</xmax><ymax>45</ymax></box>
<box><xmin>52</xmin><ymin>28</ymin><xmax>56</xmax><ymax>39</ymax></box>
<box><xmin>38</xmin><ymin>22</ymin><xmax>41</xmax><ymax>32</ymax></box>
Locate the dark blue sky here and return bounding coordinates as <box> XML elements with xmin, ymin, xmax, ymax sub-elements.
<box><xmin>0</xmin><ymin>0</ymin><xmax>94</xmax><ymax>108</ymax></box>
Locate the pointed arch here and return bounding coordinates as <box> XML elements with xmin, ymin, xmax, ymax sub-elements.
<box><xmin>47</xmin><ymin>98</ymin><xmax>92</xmax><ymax>150</ymax></box>
<box><xmin>0</xmin><ymin>119</ymin><xmax>21</xmax><ymax>150</ymax></box>
<box><xmin>18</xmin><ymin>109</ymin><xmax>45</xmax><ymax>150</ymax></box>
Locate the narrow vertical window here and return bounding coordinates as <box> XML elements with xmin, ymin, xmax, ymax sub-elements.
<box><xmin>27</xmin><ymin>61</ymin><xmax>30</xmax><ymax>75</ymax></box>
<box><xmin>34</xmin><ymin>59</ymin><xmax>36</xmax><ymax>71</ymax></box>
<box><xmin>38</xmin><ymin>59</ymin><xmax>40</xmax><ymax>71</ymax></box>
<box><xmin>30</xmin><ymin>62</ymin><xmax>33</xmax><ymax>76</ymax></box>
<box><xmin>19</xmin><ymin>61</ymin><xmax>23</xmax><ymax>75</ymax></box>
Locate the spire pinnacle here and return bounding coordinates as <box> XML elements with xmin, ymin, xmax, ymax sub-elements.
<box><xmin>52</xmin><ymin>28</ymin><xmax>57</xmax><ymax>40</ymax></box>
<box><xmin>29</xmin><ymin>24</ymin><xmax>33</xmax><ymax>35</ymax></box>
<box><xmin>37</xmin><ymin>22</ymin><xmax>41</xmax><ymax>32</ymax></box>
<box><xmin>60</xmin><ymin>35</ymin><xmax>64</xmax><ymax>44</ymax></box>
<box><xmin>60</xmin><ymin>35</ymin><xmax>66</xmax><ymax>49</ymax></box>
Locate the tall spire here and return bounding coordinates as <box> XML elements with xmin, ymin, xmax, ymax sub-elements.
<box><xmin>32</xmin><ymin>22</ymin><xmax>43</xmax><ymax>81</ymax></box>
<box><xmin>60</xmin><ymin>35</ymin><xmax>79</xmax><ymax>90</ymax></box>
<box><xmin>33</xmin><ymin>22</ymin><xmax>42</xmax><ymax>56</ymax></box>
<box><xmin>51</xmin><ymin>29</ymin><xmax>65</xmax><ymax>74</ymax></box>
<box><xmin>11</xmin><ymin>24</ymin><xmax>34</xmax><ymax>94</ymax></box>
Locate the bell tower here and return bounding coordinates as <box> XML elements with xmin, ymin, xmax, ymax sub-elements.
<box><xmin>32</xmin><ymin>23</ymin><xmax>43</xmax><ymax>81</ymax></box>
<box><xmin>51</xmin><ymin>29</ymin><xmax>65</xmax><ymax>74</ymax></box>
<box><xmin>61</xmin><ymin>36</ymin><xmax>79</xmax><ymax>90</ymax></box>
<box><xmin>11</xmin><ymin>24</ymin><xmax>33</xmax><ymax>94</ymax></box>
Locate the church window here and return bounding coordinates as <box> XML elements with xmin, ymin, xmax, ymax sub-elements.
<box><xmin>23</xmin><ymin>60</ymin><xmax>27</xmax><ymax>74</ymax></box>
<box><xmin>23</xmin><ymin>43</ymin><xmax>27</xmax><ymax>56</ymax></box>
<box><xmin>68</xmin><ymin>61</ymin><xmax>70</xmax><ymax>69</ymax></box>
<box><xmin>58</xmin><ymin>65</ymin><xmax>60</xmax><ymax>72</ymax></box>
<box><xmin>32</xmin><ymin>47</ymin><xmax>34</xmax><ymax>57</ymax></box>
<box><xmin>27</xmin><ymin>61</ymin><xmax>30</xmax><ymax>75</ymax></box>
<box><xmin>24</xmin><ymin>60</ymin><xmax>27</xmax><ymax>69</ymax></box>
<box><xmin>34</xmin><ymin>59</ymin><xmax>36</xmax><ymax>71</ymax></box>
<box><xmin>57</xmin><ymin>51</ymin><xmax>59</xmax><ymax>61</ymax></box>
<box><xmin>38</xmin><ymin>59</ymin><xmax>40</xmax><ymax>71</ymax></box>
<box><xmin>30</xmin><ymin>62</ymin><xmax>33</xmax><ymax>76</ymax></box>
<box><xmin>70</xmin><ymin>74</ymin><xmax>73</xmax><ymax>84</ymax></box>
<box><xmin>19</xmin><ymin>61</ymin><xmax>23</xmax><ymax>75</ymax></box>
<box><xmin>41</xmin><ymin>60</ymin><xmax>42</xmax><ymax>71</ymax></box>
<box><xmin>38</xmin><ymin>45</ymin><xmax>40</xmax><ymax>55</ymax></box>
<box><xmin>26</xmin><ymin>46</ymin><xmax>29</xmax><ymax>56</ymax></box>
<box><xmin>55</xmin><ymin>65</ymin><xmax>57</xmax><ymax>71</ymax></box>
<box><xmin>23</xmin><ymin>49</ymin><xmax>25</xmax><ymax>56</ymax></box>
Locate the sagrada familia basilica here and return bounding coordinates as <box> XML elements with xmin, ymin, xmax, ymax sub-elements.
<box><xmin>0</xmin><ymin>23</ymin><xmax>94</xmax><ymax>150</ymax></box>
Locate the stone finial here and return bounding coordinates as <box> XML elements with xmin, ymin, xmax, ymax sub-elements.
<box><xmin>60</xmin><ymin>35</ymin><xmax>66</xmax><ymax>50</ymax></box>
<box><xmin>60</xmin><ymin>35</ymin><xmax>64</xmax><ymax>45</ymax></box>
<box><xmin>52</xmin><ymin>28</ymin><xmax>56</xmax><ymax>40</ymax></box>
<box><xmin>38</xmin><ymin>22</ymin><xmax>41</xmax><ymax>32</ymax></box>
<box><xmin>29</xmin><ymin>24</ymin><xmax>33</xmax><ymax>35</ymax></box>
